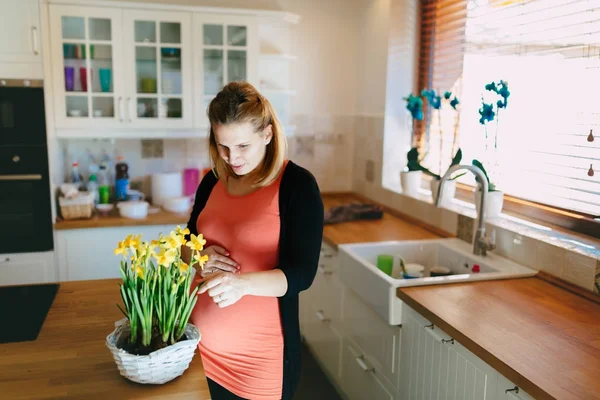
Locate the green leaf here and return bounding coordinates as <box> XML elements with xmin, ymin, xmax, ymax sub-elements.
<box><xmin>472</xmin><ymin>159</ymin><xmax>495</xmax><ymax>192</ymax></box>
<box><xmin>450</xmin><ymin>148</ymin><xmax>462</xmax><ymax>167</ymax></box>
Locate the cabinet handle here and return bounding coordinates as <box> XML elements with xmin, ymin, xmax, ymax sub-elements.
<box><xmin>315</xmin><ymin>310</ymin><xmax>330</xmax><ymax>323</ymax></box>
<box><xmin>355</xmin><ymin>356</ymin><xmax>374</xmax><ymax>373</ymax></box>
<box><xmin>0</xmin><ymin>174</ymin><xmax>41</xmax><ymax>181</ymax></box>
<box><xmin>505</xmin><ymin>386</ymin><xmax>520</xmax><ymax>394</ymax></box>
<box><xmin>0</xmin><ymin>257</ymin><xmax>11</xmax><ymax>264</ymax></box>
<box><xmin>127</xmin><ymin>97</ymin><xmax>133</xmax><ymax>122</ymax></box>
<box><xmin>423</xmin><ymin>324</ymin><xmax>453</xmax><ymax>344</ymax></box>
<box><xmin>31</xmin><ymin>26</ymin><xmax>39</xmax><ymax>55</ymax></box>
<box><xmin>318</xmin><ymin>265</ymin><xmax>333</xmax><ymax>275</ymax></box>
<box><xmin>119</xmin><ymin>97</ymin><xmax>125</xmax><ymax>122</ymax></box>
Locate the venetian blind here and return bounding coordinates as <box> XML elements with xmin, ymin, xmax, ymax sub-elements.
<box><xmin>418</xmin><ymin>0</ymin><xmax>600</xmax><ymax>217</ymax></box>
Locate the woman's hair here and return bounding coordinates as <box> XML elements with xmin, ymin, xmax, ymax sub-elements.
<box><xmin>207</xmin><ymin>81</ymin><xmax>287</xmax><ymax>187</ymax></box>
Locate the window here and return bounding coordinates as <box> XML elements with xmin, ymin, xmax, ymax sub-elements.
<box><xmin>417</xmin><ymin>0</ymin><xmax>600</xmax><ymax>222</ymax></box>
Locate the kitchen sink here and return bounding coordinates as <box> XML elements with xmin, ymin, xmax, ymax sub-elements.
<box><xmin>338</xmin><ymin>238</ymin><xmax>536</xmax><ymax>325</ymax></box>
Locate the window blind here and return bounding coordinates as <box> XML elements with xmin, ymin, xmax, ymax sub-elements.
<box><xmin>418</xmin><ymin>0</ymin><xmax>600</xmax><ymax>217</ymax></box>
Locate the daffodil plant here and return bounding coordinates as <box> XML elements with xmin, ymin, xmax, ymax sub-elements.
<box><xmin>114</xmin><ymin>226</ymin><xmax>208</xmax><ymax>350</ymax></box>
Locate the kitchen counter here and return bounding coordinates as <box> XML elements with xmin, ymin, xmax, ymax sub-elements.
<box><xmin>397</xmin><ymin>278</ymin><xmax>600</xmax><ymax>400</ymax></box>
<box><xmin>0</xmin><ymin>279</ymin><xmax>211</xmax><ymax>400</ymax></box>
<box><xmin>53</xmin><ymin>193</ymin><xmax>447</xmax><ymax>245</ymax></box>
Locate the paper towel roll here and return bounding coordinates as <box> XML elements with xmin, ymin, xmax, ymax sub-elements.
<box><xmin>151</xmin><ymin>172</ymin><xmax>183</xmax><ymax>206</ymax></box>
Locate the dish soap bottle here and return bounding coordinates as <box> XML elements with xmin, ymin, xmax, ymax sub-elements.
<box><xmin>70</xmin><ymin>161</ymin><xmax>84</xmax><ymax>191</ymax></box>
<box><xmin>114</xmin><ymin>156</ymin><xmax>129</xmax><ymax>201</ymax></box>
<box><xmin>87</xmin><ymin>174</ymin><xmax>99</xmax><ymax>205</ymax></box>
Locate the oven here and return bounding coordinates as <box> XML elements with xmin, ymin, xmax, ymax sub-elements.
<box><xmin>0</xmin><ymin>79</ymin><xmax>53</xmax><ymax>254</ymax></box>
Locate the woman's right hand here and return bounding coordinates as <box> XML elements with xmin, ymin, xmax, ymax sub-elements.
<box><xmin>198</xmin><ymin>245</ymin><xmax>240</xmax><ymax>277</ymax></box>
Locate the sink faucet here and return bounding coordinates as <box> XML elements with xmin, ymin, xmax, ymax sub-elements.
<box><xmin>435</xmin><ymin>164</ymin><xmax>495</xmax><ymax>256</ymax></box>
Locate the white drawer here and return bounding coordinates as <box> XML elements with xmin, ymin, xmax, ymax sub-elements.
<box><xmin>0</xmin><ymin>251</ymin><xmax>56</xmax><ymax>286</ymax></box>
<box><xmin>343</xmin><ymin>287</ymin><xmax>401</xmax><ymax>389</ymax></box>
<box><xmin>303</xmin><ymin>303</ymin><xmax>343</xmax><ymax>380</ymax></box>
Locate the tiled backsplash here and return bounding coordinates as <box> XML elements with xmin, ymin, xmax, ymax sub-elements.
<box><xmin>348</xmin><ymin>115</ymin><xmax>600</xmax><ymax>296</ymax></box>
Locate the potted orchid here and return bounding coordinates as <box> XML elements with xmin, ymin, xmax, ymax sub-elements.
<box><xmin>421</xmin><ymin>89</ymin><xmax>464</xmax><ymax>205</ymax></box>
<box><xmin>401</xmin><ymin>94</ymin><xmax>425</xmax><ymax>196</ymax></box>
<box><xmin>105</xmin><ymin>226</ymin><xmax>208</xmax><ymax>384</ymax></box>
<box><xmin>475</xmin><ymin>80</ymin><xmax>511</xmax><ymax>218</ymax></box>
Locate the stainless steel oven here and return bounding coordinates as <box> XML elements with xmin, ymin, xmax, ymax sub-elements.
<box><xmin>0</xmin><ymin>79</ymin><xmax>53</xmax><ymax>254</ymax></box>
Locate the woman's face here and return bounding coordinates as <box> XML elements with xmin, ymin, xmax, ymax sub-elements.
<box><xmin>213</xmin><ymin>122</ymin><xmax>272</xmax><ymax>177</ymax></box>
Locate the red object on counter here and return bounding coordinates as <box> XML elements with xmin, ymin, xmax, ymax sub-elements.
<box><xmin>183</xmin><ymin>168</ymin><xmax>200</xmax><ymax>197</ymax></box>
<box><xmin>472</xmin><ymin>264</ymin><xmax>481</xmax><ymax>273</ymax></box>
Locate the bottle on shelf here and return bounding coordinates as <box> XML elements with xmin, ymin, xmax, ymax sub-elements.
<box><xmin>70</xmin><ymin>161</ymin><xmax>84</xmax><ymax>190</ymax></box>
<box><xmin>98</xmin><ymin>164</ymin><xmax>110</xmax><ymax>204</ymax></box>
<box><xmin>87</xmin><ymin>174</ymin><xmax>99</xmax><ymax>205</ymax></box>
<box><xmin>115</xmin><ymin>156</ymin><xmax>129</xmax><ymax>201</ymax></box>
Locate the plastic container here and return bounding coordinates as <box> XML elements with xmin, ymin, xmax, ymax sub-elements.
<box><xmin>70</xmin><ymin>161</ymin><xmax>84</xmax><ymax>190</ymax></box>
<box><xmin>183</xmin><ymin>168</ymin><xmax>200</xmax><ymax>197</ymax></box>
<box><xmin>163</xmin><ymin>197</ymin><xmax>191</xmax><ymax>214</ymax></box>
<box><xmin>117</xmin><ymin>201</ymin><xmax>148</xmax><ymax>219</ymax></box>
<box><xmin>87</xmin><ymin>174</ymin><xmax>99</xmax><ymax>205</ymax></box>
<box><xmin>115</xmin><ymin>156</ymin><xmax>129</xmax><ymax>201</ymax></box>
<box><xmin>376</xmin><ymin>254</ymin><xmax>394</xmax><ymax>276</ymax></box>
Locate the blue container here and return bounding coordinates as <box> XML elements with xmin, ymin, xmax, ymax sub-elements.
<box><xmin>115</xmin><ymin>178</ymin><xmax>129</xmax><ymax>201</ymax></box>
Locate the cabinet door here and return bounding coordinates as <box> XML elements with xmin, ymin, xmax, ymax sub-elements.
<box><xmin>55</xmin><ymin>225</ymin><xmax>176</xmax><ymax>281</ymax></box>
<box><xmin>496</xmin><ymin>374</ymin><xmax>536</xmax><ymax>400</ymax></box>
<box><xmin>344</xmin><ymin>287</ymin><xmax>401</xmax><ymax>389</ymax></box>
<box><xmin>49</xmin><ymin>5</ymin><xmax>125</xmax><ymax>129</ymax></box>
<box><xmin>123</xmin><ymin>10</ymin><xmax>193</xmax><ymax>128</ymax></box>
<box><xmin>400</xmin><ymin>304</ymin><xmax>498</xmax><ymax>400</ymax></box>
<box><xmin>193</xmin><ymin>13</ymin><xmax>258</xmax><ymax>128</ymax></box>
<box><xmin>0</xmin><ymin>0</ymin><xmax>42</xmax><ymax>77</ymax></box>
<box><xmin>302</xmin><ymin>303</ymin><xmax>343</xmax><ymax>380</ymax></box>
<box><xmin>0</xmin><ymin>251</ymin><xmax>56</xmax><ymax>287</ymax></box>
<box><xmin>341</xmin><ymin>341</ymin><xmax>396</xmax><ymax>400</ymax></box>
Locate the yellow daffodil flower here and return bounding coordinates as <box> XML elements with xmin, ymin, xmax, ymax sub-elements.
<box><xmin>179</xmin><ymin>261</ymin><xmax>190</xmax><ymax>275</ymax></box>
<box><xmin>186</xmin><ymin>234</ymin><xmax>206</xmax><ymax>251</ymax></box>
<box><xmin>193</xmin><ymin>252</ymin><xmax>209</xmax><ymax>269</ymax></box>
<box><xmin>175</xmin><ymin>225</ymin><xmax>190</xmax><ymax>237</ymax></box>
<box><xmin>156</xmin><ymin>247</ymin><xmax>177</xmax><ymax>267</ymax></box>
<box><xmin>114</xmin><ymin>241</ymin><xmax>127</xmax><ymax>257</ymax></box>
<box><xmin>178</xmin><ymin>275</ymin><xmax>186</xmax><ymax>285</ymax></box>
<box><xmin>135</xmin><ymin>266</ymin><xmax>145</xmax><ymax>280</ymax></box>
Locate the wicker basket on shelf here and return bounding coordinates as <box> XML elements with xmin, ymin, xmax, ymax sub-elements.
<box><xmin>58</xmin><ymin>192</ymin><xmax>94</xmax><ymax>220</ymax></box>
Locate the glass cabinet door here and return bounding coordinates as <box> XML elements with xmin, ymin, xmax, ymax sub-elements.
<box><xmin>124</xmin><ymin>11</ymin><xmax>192</xmax><ymax>128</ymax></box>
<box><xmin>50</xmin><ymin>6</ymin><xmax>123</xmax><ymax>127</ymax></box>
<box><xmin>195</xmin><ymin>15</ymin><xmax>257</xmax><ymax>127</ymax></box>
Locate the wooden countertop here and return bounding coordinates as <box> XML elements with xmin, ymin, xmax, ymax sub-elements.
<box><xmin>54</xmin><ymin>193</ymin><xmax>447</xmax><ymax>246</ymax></box>
<box><xmin>397</xmin><ymin>278</ymin><xmax>600</xmax><ymax>400</ymax></box>
<box><xmin>0</xmin><ymin>279</ymin><xmax>211</xmax><ymax>400</ymax></box>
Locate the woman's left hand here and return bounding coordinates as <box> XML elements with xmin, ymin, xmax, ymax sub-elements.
<box><xmin>198</xmin><ymin>272</ymin><xmax>249</xmax><ymax>308</ymax></box>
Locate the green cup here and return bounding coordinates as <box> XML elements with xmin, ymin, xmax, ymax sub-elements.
<box><xmin>98</xmin><ymin>185</ymin><xmax>110</xmax><ymax>204</ymax></box>
<box><xmin>377</xmin><ymin>254</ymin><xmax>394</xmax><ymax>276</ymax></box>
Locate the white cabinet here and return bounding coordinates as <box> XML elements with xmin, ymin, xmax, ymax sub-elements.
<box><xmin>301</xmin><ymin>242</ymin><xmax>344</xmax><ymax>380</ymax></box>
<box><xmin>0</xmin><ymin>0</ymin><xmax>42</xmax><ymax>79</ymax></box>
<box><xmin>341</xmin><ymin>341</ymin><xmax>397</xmax><ymax>400</ymax></box>
<box><xmin>122</xmin><ymin>10</ymin><xmax>193</xmax><ymax>128</ymax></box>
<box><xmin>496</xmin><ymin>375</ymin><xmax>535</xmax><ymax>400</ymax></box>
<box><xmin>55</xmin><ymin>225</ymin><xmax>176</xmax><ymax>281</ymax></box>
<box><xmin>400</xmin><ymin>304</ymin><xmax>499</xmax><ymax>400</ymax></box>
<box><xmin>0</xmin><ymin>251</ymin><xmax>56</xmax><ymax>287</ymax></box>
<box><xmin>343</xmin><ymin>287</ymin><xmax>401</xmax><ymax>391</ymax></box>
<box><xmin>193</xmin><ymin>13</ymin><xmax>258</xmax><ymax>128</ymax></box>
<box><xmin>49</xmin><ymin>5</ymin><xmax>194</xmax><ymax>131</ymax></box>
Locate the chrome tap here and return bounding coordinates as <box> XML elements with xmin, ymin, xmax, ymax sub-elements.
<box><xmin>435</xmin><ymin>164</ymin><xmax>496</xmax><ymax>256</ymax></box>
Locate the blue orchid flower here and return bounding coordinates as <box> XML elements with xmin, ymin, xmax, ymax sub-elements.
<box><xmin>444</xmin><ymin>91</ymin><xmax>452</xmax><ymax>100</ymax></box>
<box><xmin>485</xmin><ymin>82</ymin><xmax>498</xmax><ymax>93</ymax></box>
<box><xmin>478</xmin><ymin>103</ymin><xmax>495</xmax><ymax>124</ymax></box>
<box><xmin>404</xmin><ymin>93</ymin><xmax>424</xmax><ymax>121</ymax></box>
<box><xmin>421</xmin><ymin>89</ymin><xmax>442</xmax><ymax>110</ymax></box>
<box><xmin>450</xmin><ymin>97</ymin><xmax>460</xmax><ymax>110</ymax></box>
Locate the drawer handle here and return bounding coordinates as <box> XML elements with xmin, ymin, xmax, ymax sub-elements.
<box><xmin>31</xmin><ymin>26</ymin><xmax>39</xmax><ymax>55</ymax></box>
<box><xmin>0</xmin><ymin>257</ymin><xmax>11</xmax><ymax>264</ymax></box>
<box><xmin>355</xmin><ymin>356</ymin><xmax>374</xmax><ymax>373</ymax></box>
<box><xmin>318</xmin><ymin>265</ymin><xmax>333</xmax><ymax>275</ymax></box>
<box><xmin>505</xmin><ymin>386</ymin><xmax>519</xmax><ymax>394</ymax></box>
<box><xmin>424</xmin><ymin>324</ymin><xmax>454</xmax><ymax>344</ymax></box>
<box><xmin>315</xmin><ymin>310</ymin><xmax>330</xmax><ymax>323</ymax></box>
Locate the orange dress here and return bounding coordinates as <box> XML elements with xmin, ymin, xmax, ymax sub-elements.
<box><xmin>190</xmin><ymin>168</ymin><xmax>285</xmax><ymax>400</ymax></box>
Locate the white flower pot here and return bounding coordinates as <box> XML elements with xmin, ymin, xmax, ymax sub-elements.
<box><xmin>430</xmin><ymin>179</ymin><xmax>456</xmax><ymax>205</ymax></box>
<box><xmin>475</xmin><ymin>190</ymin><xmax>504</xmax><ymax>219</ymax></box>
<box><xmin>400</xmin><ymin>170</ymin><xmax>423</xmax><ymax>197</ymax></box>
<box><xmin>106</xmin><ymin>318</ymin><xmax>201</xmax><ymax>385</ymax></box>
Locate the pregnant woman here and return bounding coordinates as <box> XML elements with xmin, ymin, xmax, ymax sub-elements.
<box><xmin>182</xmin><ymin>81</ymin><xmax>324</xmax><ymax>400</ymax></box>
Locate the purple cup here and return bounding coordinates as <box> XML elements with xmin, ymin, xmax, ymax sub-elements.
<box><xmin>65</xmin><ymin>67</ymin><xmax>75</xmax><ymax>91</ymax></box>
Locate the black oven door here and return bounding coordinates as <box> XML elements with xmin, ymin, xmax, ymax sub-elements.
<box><xmin>0</xmin><ymin>147</ymin><xmax>53</xmax><ymax>254</ymax></box>
<box><xmin>0</xmin><ymin>83</ymin><xmax>47</xmax><ymax>146</ymax></box>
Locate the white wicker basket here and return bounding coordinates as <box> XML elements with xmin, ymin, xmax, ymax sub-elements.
<box><xmin>106</xmin><ymin>318</ymin><xmax>201</xmax><ymax>384</ymax></box>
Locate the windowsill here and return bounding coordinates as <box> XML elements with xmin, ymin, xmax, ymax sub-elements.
<box><xmin>381</xmin><ymin>180</ymin><xmax>600</xmax><ymax>262</ymax></box>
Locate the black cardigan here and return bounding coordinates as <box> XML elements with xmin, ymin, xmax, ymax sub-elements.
<box><xmin>186</xmin><ymin>161</ymin><xmax>324</xmax><ymax>399</ymax></box>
